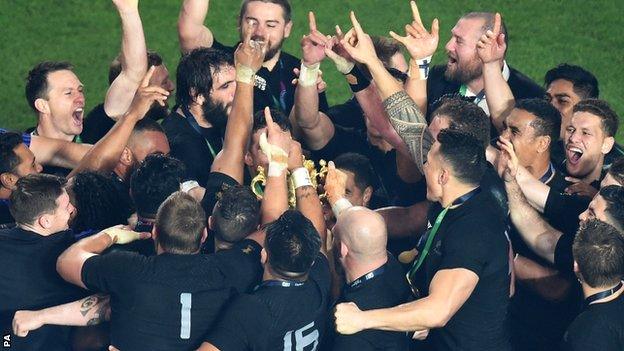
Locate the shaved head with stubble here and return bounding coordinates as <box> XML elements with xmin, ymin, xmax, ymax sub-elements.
<box><xmin>333</xmin><ymin>207</ymin><xmax>388</xmax><ymax>282</ymax></box>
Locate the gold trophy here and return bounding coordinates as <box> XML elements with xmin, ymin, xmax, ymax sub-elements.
<box><xmin>251</xmin><ymin>157</ymin><xmax>328</xmax><ymax>207</ymax></box>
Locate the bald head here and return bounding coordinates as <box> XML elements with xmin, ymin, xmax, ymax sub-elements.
<box><xmin>334</xmin><ymin>207</ymin><xmax>387</xmax><ymax>261</ymax></box>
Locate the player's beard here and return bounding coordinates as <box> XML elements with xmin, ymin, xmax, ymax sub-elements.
<box><xmin>251</xmin><ymin>35</ymin><xmax>284</xmax><ymax>62</ymax></box>
<box><xmin>202</xmin><ymin>98</ymin><xmax>229</xmax><ymax>132</ymax></box>
<box><xmin>444</xmin><ymin>54</ymin><xmax>483</xmax><ymax>84</ymax></box>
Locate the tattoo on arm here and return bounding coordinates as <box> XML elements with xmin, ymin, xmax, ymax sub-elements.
<box><xmin>383</xmin><ymin>91</ymin><xmax>433</xmax><ymax>173</ymax></box>
<box><xmin>80</xmin><ymin>294</ymin><xmax>110</xmax><ymax>325</ymax></box>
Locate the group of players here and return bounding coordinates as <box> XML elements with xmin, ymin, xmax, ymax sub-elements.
<box><xmin>1</xmin><ymin>0</ymin><xmax>623</xmax><ymax>350</ymax></box>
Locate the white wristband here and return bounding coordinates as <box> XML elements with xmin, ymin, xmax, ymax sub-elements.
<box><xmin>331</xmin><ymin>197</ymin><xmax>353</xmax><ymax>218</ymax></box>
<box><xmin>299</xmin><ymin>62</ymin><xmax>320</xmax><ymax>87</ymax></box>
<box><xmin>180</xmin><ymin>180</ymin><xmax>200</xmax><ymax>193</ymax></box>
<box><xmin>268</xmin><ymin>161</ymin><xmax>288</xmax><ymax>177</ymax></box>
<box><xmin>333</xmin><ymin>57</ymin><xmax>355</xmax><ymax>75</ymax></box>
<box><xmin>409</xmin><ymin>56</ymin><xmax>432</xmax><ymax>80</ymax></box>
<box><xmin>236</xmin><ymin>63</ymin><xmax>255</xmax><ymax>85</ymax></box>
<box><xmin>291</xmin><ymin>167</ymin><xmax>313</xmax><ymax>189</ymax></box>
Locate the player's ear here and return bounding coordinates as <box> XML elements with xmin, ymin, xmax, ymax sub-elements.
<box><xmin>260</xmin><ymin>248</ymin><xmax>268</xmax><ymax>264</ymax></box>
<box><xmin>200</xmin><ymin>228</ymin><xmax>208</xmax><ymax>245</ymax></box>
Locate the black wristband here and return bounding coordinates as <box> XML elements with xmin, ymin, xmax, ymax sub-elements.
<box><xmin>345</xmin><ymin>65</ymin><xmax>371</xmax><ymax>93</ymax></box>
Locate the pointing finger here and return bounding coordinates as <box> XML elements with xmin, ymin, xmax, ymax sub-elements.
<box><xmin>309</xmin><ymin>11</ymin><xmax>317</xmax><ymax>32</ymax></box>
<box><xmin>410</xmin><ymin>1</ymin><xmax>423</xmax><ymax>25</ymax></box>
<box><xmin>349</xmin><ymin>11</ymin><xmax>364</xmax><ymax>36</ymax></box>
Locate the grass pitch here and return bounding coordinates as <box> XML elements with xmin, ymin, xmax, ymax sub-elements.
<box><xmin>1</xmin><ymin>0</ymin><xmax>622</xmax><ymax>139</ymax></box>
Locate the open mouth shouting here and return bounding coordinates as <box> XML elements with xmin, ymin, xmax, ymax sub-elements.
<box><xmin>72</xmin><ymin>107</ymin><xmax>84</xmax><ymax>127</ymax></box>
<box><xmin>566</xmin><ymin>144</ymin><xmax>584</xmax><ymax>166</ymax></box>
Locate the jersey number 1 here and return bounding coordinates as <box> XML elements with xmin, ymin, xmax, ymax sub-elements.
<box><xmin>180</xmin><ymin>293</ymin><xmax>192</xmax><ymax>339</ymax></box>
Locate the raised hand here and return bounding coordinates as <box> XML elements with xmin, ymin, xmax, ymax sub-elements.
<box><xmin>476</xmin><ymin>13</ymin><xmax>506</xmax><ymax>64</ymax></box>
<box><xmin>335</xmin><ymin>302</ymin><xmax>365</xmax><ymax>335</ymax></box>
<box><xmin>340</xmin><ymin>12</ymin><xmax>379</xmax><ymax>66</ymax></box>
<box><xmin>301</xmin><ymin>12</ymin><xmax>329</xmax><ymax>66</ymax></box>
<box><xmin>260</xmin><ymin>107</ymin><xmax>291</xmax><ymax>163</ymax></box>
<box><xmin>497</xmin><ymin>137</ymin><xmax>519</xmax><ymax>182</ymax></box>
<box><xmin>235</xmin><ymin>23</ymin><xmax>268</xmax><ymax>73</ymax></box>
<box><xmin>126</xmin><ymin>66</ymin><xmax>170</xmax><ymax>119</ymax></box>
<box><xmin>112</xmin><ymin>0</ymin><xmax>139</xmax><ymax>14</ymax></box>
<box><xmin>287</xmin><ymin>140</ymin><xmax>304</xmax><ymax>171</ymax></box>
<box><xmin>389</xmin><ymin>1</ymin><xmax>439</xmax><ymax>60</ymax></box>
<box><xmin>324</xmin><ymin>161</ymin><xmax>348</xmax><ymax>203</ymax></box>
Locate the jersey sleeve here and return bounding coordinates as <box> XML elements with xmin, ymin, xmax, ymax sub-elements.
<box><xmin>81</xmin><ymin>251</ymin><xmax>143</xmax><ymax>293</ymax></box>
<box><xmin>214</xmin><ymin>239</ymin><xmax>263</xmax><ymax>292</ymax></box>
<box><xmin>204</xmin><ymin>295</ymin><xmax>267</xmax><ymax>351</ymax></box>
<box><xmin>200</xmin><ymin>171</ymin><xmax>239</xmax><ymax>215</ymax></box>
<box><xmin>554</xmin><ymin>232</ymin><xmax>576</xmax><ymax>276</ymax></box>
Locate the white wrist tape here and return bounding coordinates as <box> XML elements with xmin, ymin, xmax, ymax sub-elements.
<box><xmin>333</xmin><ymin>56</ymin><xmax>355</xmax><ymax>75</ymax></box>
<box><xmin>236</xmin><ymin>63</ymin><xmax>255</xmax><ymax>85</ymax></box>
<box><xmin>180</xmin><ymin>180</ymin><xmax>200</xmax><ymax>193</ymax></box>
<box><xmin>291</xmin><ymin>167</ymin><xmax>313</xmax><ymax>189</ymax></box>
<box><xmin>268</xmin><ymin>161</ymin><xmax>288</xmax><ymax>177</ymax></box>
<box><xmin>299</xmin><ymin>62</ymin><xmax>321</xmax><ymax>87</ymax></box>
<box><xmin>331</xmin><ymin>197</ymin><xmax>353</xmax><ymax>218</ymax></box>
<box><xmin>409</xmin><ymin>56</ymin><xmax>432</xmax><ymax>80</ymax></box>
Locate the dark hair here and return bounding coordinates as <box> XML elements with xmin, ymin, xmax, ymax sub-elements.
<box><xmin>70</xmin><ymin>172</ymin><xmax>130</xmax><ymax>233</ymax></box>
<box><xmin>461</xmin><ymin>12</ymin><xmax>508</xmax><ymax>49</ymax></box>
<box><xmin>608</xmin><ymin>158</ymin><xmax>624</xmax><ymax>185</ymax></box>
<box><xmin>573</xmin><ymin>219</ymin><xmax>624</xmax><ymax>288</ymax></box>
<box><xmin>544</xmin><ymin>64</ymin><xmax>599</xmax><ymax>99</ymax></box>
<box><xmin>333</xmin><ymin>153</ymin><xmax>375</xmax><ymax>192</ymax></box>
<box><xmin>239</xmin><ymin>0</ymin><xmax>292</xmax><ymax>24</ymax></box>
<box><xmin>436</xmin><ymin>129</ymin><xmax>486</xmax><ymax>185</ymax></box>
<box><xmin>25</xmin><ymin>61</ymin><xmax>74</xmax><ymax>111</ymax></box>
<box><xmin>265</xmin><ymin>210</ymin><xmax>320</xmax><ymax>277</ymax></box>
<box><xmin>213</xmin><ymin>185</ymin><xmax>260</xmax><ymax>243</ymax></box>
<box><xmin>176</xmin><ymin>47</ymin><xmax>234</xmax><ymax>107</ymax></box>
<box><xmin>10</xmin><ymin>174</ymin><xmax>67</xmax><ymax>225</ymax></box>
<box><xmin>0</xmin><ymin>132</ymin><xmax>23</xmax><ymax>175</ymax></box>
<box><xmin>252</xmin><ymin>108</ymin><xmax>291</xmax><ymax>133</ymax></box>
<box><xmin>155</xmin><ymin>191</ymin><xmax>206</xmax><ymax>254</ymax></box>
<box><xmin>108</xmin><ymin>50</ymin><xmax>164</xmax><ymax>85</ymax></box>
<box><xmin>515</xmin><ymin>98</ymin><xmax>561</xmax><ymax>146</ymax></box>
<box><xmin>431</xmin><ymin>97</ymin><xmax>490</xmax><ymax>148</ymax></box>
<box><xmin>131</xmin><ymin>155</ymin><xmax>186</xmax><ymax>218</ymax></box>
<box><xmin>600</xmin><ymin>185</ymin><xmax>624</xmax><ymax>230</ymax></box>
<box><xmin>132</xmin><ymin>118</ymin><xmax>166</xmax><ymax>136</ymax></box>
<box><xmin>573</xmin><ymin>99</ymin><xmax>619</xmax><ymax>137</ymax></box>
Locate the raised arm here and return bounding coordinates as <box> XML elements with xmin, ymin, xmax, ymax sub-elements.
<box><xmin>57</xmin><ymin>226</ymin><xmax>150</xmax><ymax>289</ymax></box>
<box><xmin>211</xmin><ymin>26</ymin><xmax>267</xmax><ymax>183</ymax></box>
<box><xmin>29</xmin><ymin>135</ymin><xmax>91</xmax><ymax>170</ymax></box>
<box><xmin>178</xmin><ymin>0</ymin><xmax>214</xmax><ymax>53</ymax></box>
<box><xmin>499</xmin><ymin>138</ymin><xmax>561</xmax><ymax>263</ymax></box>
<box><xmin>335</xmin><ymin>268</ymin><xmax>478</xmax><ymax>333</ymax></box>
<box><xmin>293</xmin><ymin>12</ymin><xmax>336</xmax><ymax>151</ymax></box>
<box><xmin>259</xmin><ymin>108</ymin><xmax>291</xmax><ymax>225</ymax></box>
<box><xmin>324</xmin><ymin>26</ymin><xmax>407</xmax><ymax>154</ymax></box>
<box><xmin>12</xmin><ymin>294</ymin><xmax>110</xmax><ymax>337</ymax></box>
<box><xmin>477</xmin><ymin>13</ymin><xmax>513</xmax><ymax>133</ymax></box>
<box><xmin>341</xmin><ymin>12</ymin><xmax>432</xmax><ymax>170</ymax></box>
<box><xmin>104</xmin><ymin>0</ymin><xmax>149</xmax><ymax>118</ymax></box>
<box><xmin>69</xmin><ymin>67</ymin><xmax>169</xmax><ymax>177</ymax></box>
<box><xmin>288</xmin><ymin>141</ymin><xmax>327</xmax><ymax>254</ymax></box>
<box><xmin>390</xmin><ymin>1</ymin><xmax>439</xmax><ymax>115</ymax></box>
